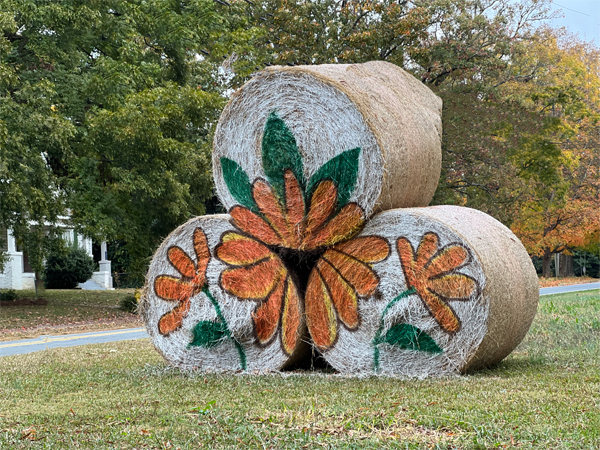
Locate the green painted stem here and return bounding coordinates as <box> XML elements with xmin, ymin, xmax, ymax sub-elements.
<box><xmin>372</xmin><ymin>287</ymin><xmax>416</xmax><ymax>372</ymax></box>
<box><xmin>202</xmin><ymin>286</ymin><xmax>247</xmax><ymax>370</ymax></box>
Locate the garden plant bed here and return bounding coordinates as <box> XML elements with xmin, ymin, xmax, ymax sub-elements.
<box><xmin>0</xmin><ymin>290</ymin><xmax>598</xmax><ymax>449</ymax></box>
<box><xmin>0</xmin><ymin>289</ymin><xmax>141</xmax><ymax>341</ymax></box>
<box><xmin>0</xmin><ymin>297</ymin><xmax>48</xmax><ymax>307</ymax></box>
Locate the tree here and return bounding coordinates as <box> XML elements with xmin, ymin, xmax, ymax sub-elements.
<box><xmin>507</xmin><ymin>33</ymin><xmax>600</xmax><ymax>276</ymax></box>
<box><xmin>254</xmin><ymin>0</ymin><xmax>564</xmax><ymax>221</ymax></box>
<box><xmin>0</xmin><ymin>0</ymin><xmax>261</xmax><ymax>279</ymax></box>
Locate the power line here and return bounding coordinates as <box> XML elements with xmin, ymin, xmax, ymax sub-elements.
<box><xmin>553</xmin><ymin>2</ymin><xmax>592</xmax><ymax>17</ymax></box>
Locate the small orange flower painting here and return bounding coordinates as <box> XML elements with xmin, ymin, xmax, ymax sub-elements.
<box><xmin>305</xmin><ymin>236</ymin><xmax>390</xmax><ymax>351</ymax></box>
<box><xmin>154</xmin><ymin>228</ymin><xmax>210</xmax><ymax>336</ymax></box>
<box><xmin>396</xmin><ymin>232</ymin><xmax>479</xmax><ymax>333</ymax></box>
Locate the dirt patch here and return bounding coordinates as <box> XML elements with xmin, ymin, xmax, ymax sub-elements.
<box><xmin>0</xmin><ymin>298</ymin><xmax>48</xmax><ymax>307</ymax></box>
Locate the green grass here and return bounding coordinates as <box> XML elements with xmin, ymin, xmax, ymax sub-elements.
<box><xmin>0</xmin><ymin>289</ymin><xmax>139</xmax><ymax>340</ymax></box>
<box><xmin>0</xmin><ymin>290</ymin><xmax>599</xmax><ymax>449</ymax></box>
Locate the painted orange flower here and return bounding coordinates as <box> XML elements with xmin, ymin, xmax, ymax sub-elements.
<box><xmin>215</xmin><ymin>232</ymin><xmax>302</xmax><ymax>355</ymax></box>
<box><xmin>305</xmin><ymin>236</ymin><xmax>390</xmax><ymax>351</ymax></box>
<box><xmin>154</xmin><ymin>228</ymin><xmax>210</xmax><ymax>336</ymax></box>
<box><xmin>396</xmin><ymin>232</ymin><xmax>478</xmax><ymax>333</ymax></box>
<box><xmin>229</xmin><ymin>170</ymin><xmax>365</xmax><ymax>252</ymax></box>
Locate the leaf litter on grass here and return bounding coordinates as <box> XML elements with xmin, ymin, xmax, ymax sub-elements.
<box><xmin>0</xmin><ymin>291</ymin><xmax>598</xmax><ymax>449</ymax></box>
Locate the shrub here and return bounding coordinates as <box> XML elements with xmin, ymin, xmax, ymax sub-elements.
<box><xmin>0</xmin><ymin>289</ymin><xmax>18</xmax><ymax>301</ymax></box>
<box><xmin>119</xmin><ymin>295</ymin><xmax>138</xmax><ymax>313</ymax></box>
<box><xmin>44</xmin><ymin>247</ymin><xmax>95</xmax><ymax>289</ymax></box>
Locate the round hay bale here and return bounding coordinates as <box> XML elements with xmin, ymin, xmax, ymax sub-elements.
<box><xmin>140</xmin><ymin>215</ymin><xmax>308</xmax><ymax>371</ymax></box>
<box><xmin>212</xmin><ymin>61</ymin><xmax>442</xmax><ymax>218</ymax></box>
<box><xmin>305</xmin><ymin>206</ymin><xmax>538</xmax><ymax>376</ymax></box>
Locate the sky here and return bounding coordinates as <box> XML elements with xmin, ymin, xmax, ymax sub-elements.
<box><xmin>547</xmin><ymin>0</ymin><xmax>600</xmax><ymax>44</ymax></box>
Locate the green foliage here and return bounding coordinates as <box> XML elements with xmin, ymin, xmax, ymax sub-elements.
<box><xmin>377</xmin><ymin>323</ymin><xmax>443</xmax><ymax>354</ymax></box>
<box><xmin>0</xmin><ymin>289</ymin><xmax>17</xmax><ymax>302</ymax></box>
<box><xmin>573</xmin><ymin>250</ymin><xmax>600</xmax><ymax>279</ymax></box>
<box><xmin>305</xmin><ymin>148</ymin><xmax>361</xmax><ymax>209</ymax></box>
<box><xmin>189</xmin><ymin>320</ymin><xmax>228</xmax><ymax>348</ymax></box>
<box><xmin>261</xmin><ymin>111</ymin><xmax>305</xmax><ymax>196</ymax></box>
<box><xmin>44</xmin><ymin>247</ymin><xmax>95</xmax><ymax>289</ymax></box>
<box><xmin>0</xmin><ymin>0</ymin><xmax>262</xmax><ymax>278</ymax></box>
<box><xmin>221</xmin><ymin>157</ymin><xmax>258</xmax><ymax>212</ymax></box>
<box><xmin>118</xmin><ymin>295</ymin><xmax>139</xmax><ymax>314</ymax></box>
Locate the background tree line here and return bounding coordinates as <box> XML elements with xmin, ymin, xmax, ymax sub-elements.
<box><xmin>1</xmin><ymin>0</ymin><xmax>598</xmax><ymax>282</ymax></box>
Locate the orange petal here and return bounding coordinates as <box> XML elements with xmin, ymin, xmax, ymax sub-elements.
<box><xmin>220</xmin><ymin>256</ymin><xmax>286</xmax><ymax>300</ymax></box>
<box><xmin>334</xmin><ymin>236</ymin><xmax>390</xmax><ymax>263</ymax></box>
<box><xmin>158</xmin><ymin>297</ymin><xmax>191</xmax><ymax>336</ymax></box>
<box><xmin>302</xmin><ymin>203</ymin><xmax>364</xmax><ymax>250</ymax></box>
<box><xmin>215</xmin><ymin>232</ymin><xmax>273</xmax><ymax>266</ymax></box>
<box><xmin>284</xmin><ymin>170</ymin><xmax>304</xmax><ymax>246</ymax></box>
<box><xmin>167</xmin><ymin>247</ymin><xmax>195</xmax><ymax>278</ymax></box>
<box><xmin>425</xmin><ymin>245</ymin><xmax>469</xmax><ymax>278</ymax></box>
<box><xmin>305</xmin><ymin>180</ymin><xmax>337</xmax><ymax>236</ymax></box>
<box><xmin>421</xmin><ymin>289</ymin><xmax>461</xmax><ymax>333</ymax></box>
<box><xmin>230</xmin><ymin>206</ymin><xmax>281</xmax><ymax>246</ymax></box>
<box><xmin>281</xmin><ymin>277</ymin><xmax>302</xmax><ymax>355</ymax></box>
<box><xmin>415</xmin><ymin>233</ymin><xmax>438</xmax><ymax>270</ymax></box>
<box><xmin>305</xmin><ymin>268</ymin><xmax>337</xmax><ymax>351</ymax></box>
<box><xmin>396</xmin><ymin>237</ymin><xmax>418</xmax><ymax>288</ymax></box>
<box><xmin>154</xmin><ymin>276</ymin><xmax>193</xmax><ymax>302</ymax></box>
<box><xmin>252</xmin><ymin>276</ymin><xmax>284</xmax><ymax>346</ymax></box>
<box><xmin>193</xmin><ymin>228</ymin><xmax>210</xmax><ymax>284</ymax></box>
<box><xmin>253</xmin><ymin>179</ymin><xmax>295</xmax><ymax>247</ymax></box>
<box><xmin>317</xmin><ymin>258</ymin><xmax>358</xmax><ymax>329</ymax></box>
<box><xmin>428</xmin><ymin>274</ymin><xmax>476</xmax><ymax>300</ymax></box>
<box><xmin>321</xmin><ymin>248</ymin><xmax>379</xmax><ymax>298</ymax></box>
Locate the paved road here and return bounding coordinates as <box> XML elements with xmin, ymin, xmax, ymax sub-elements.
<box><xmin>1</xmin><ymin>283</ymin><xmax>598</xmax><ymax>357</ymax></box>
<box><xmin>539</xmin><ymin>282</ymin><xmax>599</xmax><ymax>296</ymax></box>
<box><xmin>0</xmin><ymin>328</ymin><xmax>148</xmax><ymax>357</ymax></box>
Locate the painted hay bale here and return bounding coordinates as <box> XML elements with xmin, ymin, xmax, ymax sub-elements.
<box><xmin>212</xmin><ymin>60</ymin><xmax>442</xmax><ymax>219</ymax></box>
<box><xmin>304</xmin><ymin>206</ymin><xmax>538</xmax><ymax>376</ymax></box>
<box><xmin>140</xmin><ymin>215</ymin><xmax>308</xmax><ymax>371</ymax></box>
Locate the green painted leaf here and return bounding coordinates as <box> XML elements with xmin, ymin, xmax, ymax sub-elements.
<box><xmin>189</xmin><ymin>320</ymin><xmax>228</xmax><ymax>348</ymax></box>
<box><xmin>261</xmin><ymin>111</ymin><xmax>305</xmax><ymax>196</ymax></box>
<box><xmin>381</xmin><ymin>323</ymin><xmax>442</xmax><ymax>354</ymax></box>
<box><xmin>220</xmin><ymin>157</ymin><xmax>257</xmax><ymax>211</ymax></box>
<box><xmin>306</xmin><ymin>147</ymin><xmax>361</xmax><ymax>208</ymax></box>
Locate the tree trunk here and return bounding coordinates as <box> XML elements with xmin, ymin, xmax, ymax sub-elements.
<box><xmin>558</xmin><ymin>253</ymin><xmax>574</xmax><ymax>277</ymax></box>
<box><xmin>542</xmin><ymin>249</ymin><xmax>553</xmax><ymax>278</ymax></box>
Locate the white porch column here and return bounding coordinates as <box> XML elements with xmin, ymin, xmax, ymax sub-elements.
<box><xmin>92</xmin><ymin>240</ymin><xmax>113</xmax><ymax>289</ymax></box>
<box><xmin>6</xmin><ymin>229</ymin><xmax>23</xmax><ymax>290</ymax></box>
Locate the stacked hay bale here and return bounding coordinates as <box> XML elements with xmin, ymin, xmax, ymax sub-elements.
<box><xmin>140</xmin><ymin>215</ymin><xmax>307</xmax><ymax>371</ymax></box>
<box><xmin>141</xmin><ymin>61</ymin><xmax>538</xmax><ymax>375</ymax></box>
<box><xmin>212</xmin><ymin>60</ymin><xmax>443</xmax><ymax>216</ymax></box>
<box><xmin>312</xmin><ymin>206</ymin><xmax>538</xmax><ymax>376</ymax></box>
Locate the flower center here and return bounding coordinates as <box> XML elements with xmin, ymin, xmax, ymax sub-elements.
<box><xmin>274</xmin><ymin>247</ymin><xmax>324</xmax><ymax>296</ymax></box>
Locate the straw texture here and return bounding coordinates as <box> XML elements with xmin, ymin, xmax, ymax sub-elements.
<box><xmin>212</xmin><ymin>61</ymin><xmax>442</xmax><ymax>218</ymax></box>
<box><xmin>316</xmin><ymin>206</ymin><xmax>538</xmax><ymax>377</ymax></box>
<box><xmin>142</xmin><ymin>62</ymin><xmax>537</xmax><ymax>377</ymax></box>
<box><xmin>140</xmin><ymin>215</ymin><xmax>308</xmax><ymax>372</ymax></box>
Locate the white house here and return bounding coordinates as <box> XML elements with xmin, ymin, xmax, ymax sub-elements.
<box><xmin>0</xmin><ymin>226</ymin><xmax>113</xmax><ymax>290</ymax></box>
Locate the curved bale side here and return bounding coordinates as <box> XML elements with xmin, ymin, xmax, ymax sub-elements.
<box><xmin>140</xmin><ymin>215</ymin><xmax>308</xmax><ymax>372</ymax></box>
<box><xmin>308</xmin><ymin>206</ymin><xmax>538</xmax><ymax>376</ymax></box>
<box><xmin>212</xmin><ymin>61</ymin><xmax>442</xmax><ymax>219</ymax></box>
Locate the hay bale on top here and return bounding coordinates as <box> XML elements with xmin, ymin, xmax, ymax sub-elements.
<box><xmin>140</xmin><ymin>215</ymin><xmax>308</xmax><ymax>371</ymax></box>
<box><xmin>310</xmin><ymin>206</ymin><xmax>538</xmax><ymax>376</ymax></box>
<box><xmin>213</xmin><ymin>61</ymin><xmax>442</xmax><ymax>218</ymax></box>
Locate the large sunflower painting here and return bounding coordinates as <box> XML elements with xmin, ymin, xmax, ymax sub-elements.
<box><xmin>149</xmin><ymin>111</ymin><xmax>483</xmax><ymax>372</ymax></box>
